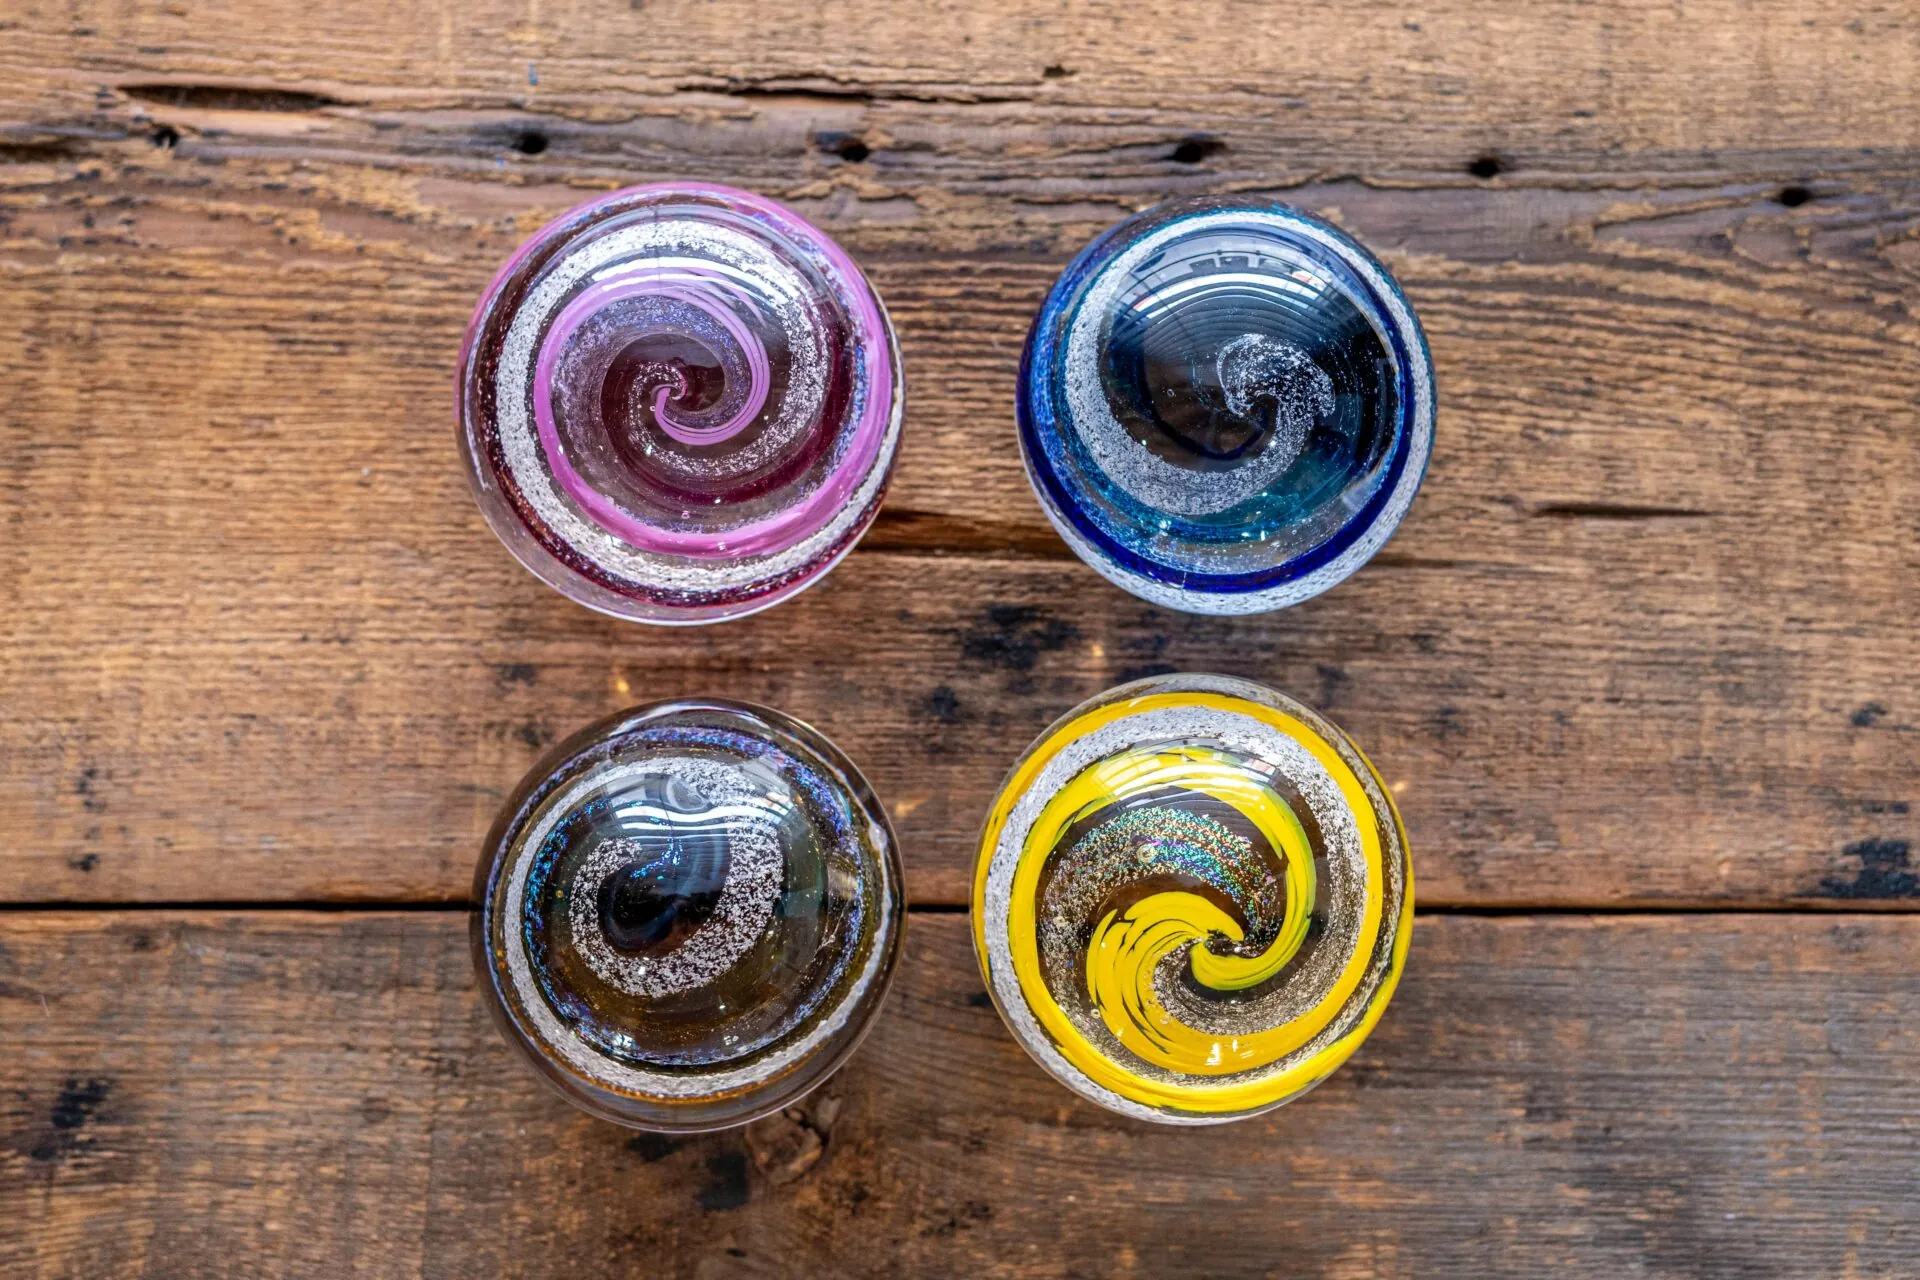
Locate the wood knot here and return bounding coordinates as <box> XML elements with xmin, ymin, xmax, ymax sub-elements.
<box><xmin>743</xmin><ymin>1094</ymin><xmax>841</xmax><ymax>1185</ymax></box>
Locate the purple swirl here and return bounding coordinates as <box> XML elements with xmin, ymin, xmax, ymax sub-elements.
<box><xmin>533</xmin><ymin>268</ymin><xmax>779</xmax><ymax>548</ymax></box>
<box><xmin>457</xmin><ymin>181</ymin><xmax>903</xmax><ymax>622</ymax></box>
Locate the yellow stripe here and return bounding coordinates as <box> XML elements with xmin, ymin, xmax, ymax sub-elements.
<box><xmin>973</xmin><ymin>690</ymin><xmax>1408</xmax><ymax>1114</ymax></box>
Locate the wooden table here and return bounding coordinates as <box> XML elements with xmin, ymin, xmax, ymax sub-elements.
<box><xmin>3</xmin><ymin>2</ymin><xmax>1917</xmax><ymax>1275</ymax></box>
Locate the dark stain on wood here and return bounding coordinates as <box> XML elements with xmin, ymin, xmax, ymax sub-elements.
<box><xmin>1818</xmin><ymin>838</ymin><xmax>1919</xmax><ymax>899</ymax></box>
<box><xmin>75</xmin><ymin>765</ymin><xmax>107</xmax><ymax>814</ymax></box>
<box><xmin>958</xmin><ymin>604</ymin><xmax>1078</xmax><ymax>673</ymax></box>
<box><xmin>921</xmin><ymin>1200</ymin><xmax>993</xmax><ymax>1238</ymax></box>
<box><xmin>624</xmin><ymin>1133</ymin><xmax>684</xmax><ymax>1163</ymax></box>
<box><xmin>26</xmin><ymin>1077</ymin><xmax>112</xmax><ymax>1164</ymax></box>
<box><xmin>920</xmin><ymin>685</ymin><xmax>961</xmax><ymax>724</ymax></box>
<box><xmin>697</xmin><ymin>1150</ymin><xmax>752</xmax><ymax>1211</ymax></box>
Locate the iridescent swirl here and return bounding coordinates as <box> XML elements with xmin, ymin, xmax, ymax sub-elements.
<box><xmin>1018</xmin><ymin>197</ymin><xmax>1435</xmax><ymax>615</ymax></box>
<box><xmin>973</xmin><ymin>674</ymin><xmax>1412</xmax><ymax>1124</ymax></box>
<box><xmin>474</xmin><ymin>700</ymin><xmax>903</xmax><ymax>1131</ymax></box>
<box><xmin>459</xmin><ymin>183</ymin><xmax>902</xmax><ymax>624</ymax></box>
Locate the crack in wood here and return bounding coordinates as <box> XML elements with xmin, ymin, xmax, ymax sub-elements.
<box><xmin>1532</xmin><ymin>503</ymin><xmax>1719</xmax><ymax>521</ymax></box>
<box><xmin>860</xmin><ymin>509</ymin><xmax>1071</xmax><ymax>560</ymax></box>
<box><xmin>119</xmin><ymin>83</ymin><xmax>348</xmax><ymax>113</ymax></box>
<box><xmin>0</xmin><ymin>133</ymin><xmax>90</xmax><ymax>162</ymax></box>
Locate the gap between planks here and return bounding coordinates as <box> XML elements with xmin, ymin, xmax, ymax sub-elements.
<box><xmin>0</xmin><ymin>901</ymin><xmax>1908</xmax><ymax>917</ymax></box>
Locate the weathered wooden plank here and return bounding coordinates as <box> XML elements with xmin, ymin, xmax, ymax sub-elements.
<box><xmin>6</xmin><ymin>157</ymin><xmax>1911</xmax><ymax>565</ymax></box>
<box><xmin>0</xmin><ymin>169</ymin><xmax>1911</xmax><ymax>907</ymax></box>
<box><xmin>0</xmin><ymin>542</ymin><xmax>1913</xmax><ymax>908</ymax></box>
<box><xmin>1</xmin><ymin>910</ymin><xmax>1915</xmax><ymax>1278</ymax></box>
<box><xmin>6</xmin><ymin>0</ymin><xmax>1920</xmax><ymax>177</ymax></box>
<box><xmin>1</xmin><ymin>0</ymin><xmax>1916</xmax><ymax>909</ymax></box>
<box><xmin>1</xmin><ymin>6</ymin><xmax>1914</xmax><ymax>1277</ymax></box>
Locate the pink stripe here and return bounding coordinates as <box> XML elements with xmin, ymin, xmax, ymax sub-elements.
<box><xmin>647</xmin><ymin>284</ymin><xmax>771</xmax><ymax>445</ymax></box>
<box><xmin>494</xmin><ymin>182</ymin><xmax>894</xmax><ymax>563</ymax></box>
<box><xmin>533</xmin><ymin>270</ymin><xmax>775</xmax><ymax>548</ymax></box>
<box><xmin>543</xmin><ymin>273</ymin><xmax>772</xmax><ymax>448</ymax></box>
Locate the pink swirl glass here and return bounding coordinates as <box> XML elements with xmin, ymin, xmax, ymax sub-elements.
<box><xmin>458</xmin><ymin>183</ymin><xmax>902</xmax><ymax>624</ymax></box>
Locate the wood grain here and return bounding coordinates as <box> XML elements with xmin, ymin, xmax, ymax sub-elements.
<box><xmin>3</xmin><ymin>4</ymin><xmax>1917</xmax><ymax>1275</ymax></box>
<box><xmin>3</xmin><ymin>21</ymin><xmax>1917</xmax><ymax>906</ymax></box>
<box><xmin>1</xmin><ymin>542</ymin><xmax>1914</xmax><ymax>909</ymax></box>
<box><xmin>7</xmin><ymin>0</ymin><xmax>1920</xmax><ymax>170</ymax></box>
<box><xmin>2</xmin><ymin>909</ymin><xmax>1916</xmax><ymax>1279</ymax></box>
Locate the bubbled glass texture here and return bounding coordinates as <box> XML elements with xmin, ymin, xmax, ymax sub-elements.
<box><xmin>1018</xmin><ymin>198</ymin><xmax>1434</xmax><ymax>614</ymax></box>
<box><xmin>459</xmin><ymin>183</ymin><xmax>902</xmax><ymax>624</ymax></box>
<box><xmin>474</xmin><ymin>700</ymin><xmax>904</xmax><ymax>1131</ymax></box>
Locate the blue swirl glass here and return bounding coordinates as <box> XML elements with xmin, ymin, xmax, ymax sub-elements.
<box><xmin>1018</xmin><ymin>198</ymin><xmax>1435</xmax><ymax>614</ymax></box>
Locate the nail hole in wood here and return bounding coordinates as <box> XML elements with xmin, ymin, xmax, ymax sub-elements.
<box><xmin>818</xmin><ymin>133</ymin><xmax>871</xmax><ymax>163</ymax></box>
<box><xmin>1170</xmin><ymin>137</ymin><xmax>1224</xmax><ymax>165</ymax></box>
<box><xmin>512</xmin><ymin>131</ymin><xmax>548</xmax><ymax>156</ymax></box>
<box><xmin>1467</xmin><ymin>154</ymin><xmax>1503</xmax><ymax>180</ymax></box>
<box><xmin>1777</xmin><ymin>185</ymin><xmax>1812</xmax><ymax>208</ymax></box>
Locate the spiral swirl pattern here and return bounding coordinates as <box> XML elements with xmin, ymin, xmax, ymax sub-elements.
<box><xmin>1018</xmin><ymin>197</ymin><xmax>1434</xmax><ymax>615</ymax></box>
<box><xmin>474</xmin><ymin>700</ymin><xmax>903</xmax><ymax>1132</ymax></box>
<box><xmin>972</xmin><ymin>674</ymin><xmax>1412</xmax><ymax>1124</ymax></box>
<box><xmin>459</xmin><ymin>183</ymin><xmax>901</xmax><ymax>624</ymax></box>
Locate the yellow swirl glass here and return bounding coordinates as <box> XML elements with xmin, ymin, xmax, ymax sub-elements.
<box><xmin>971</xmin><ymin>673</ymin><xmax>1412</xmax><ymax>1124</ymax></box>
